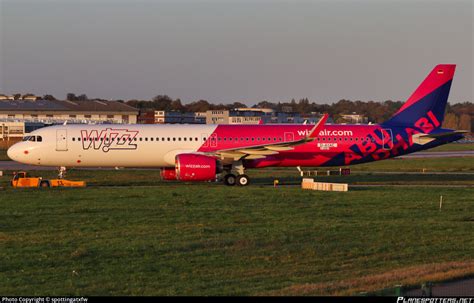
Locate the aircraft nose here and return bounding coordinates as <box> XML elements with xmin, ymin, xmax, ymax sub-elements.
<box><xmin>7</xmin><ymin>144</ymin><xmax>21</xmax><ymax>162</ymax></box>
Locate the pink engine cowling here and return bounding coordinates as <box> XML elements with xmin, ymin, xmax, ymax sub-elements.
<box><xmin>175</xmin><ymin>154</ymin><xmax>221</xmax><ymax>181</ymax></box>
<box><xmin>160</xmin><ymin>167</ymin><xmax>177</xmax><ymax>180</ymax></box>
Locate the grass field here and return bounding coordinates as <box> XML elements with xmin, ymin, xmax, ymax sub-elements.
<box><xmin>1</xmin><ymin>155</ymin><xmax>473</xmax><ymax>296</ymax></box>
<box><xmin>427</xmin><ymin>143</ymin><xmax>474</xmax><ymax>152</ymax></box>
<box><xmin>0</xmin><ymin>184</ymin><xmax>473</xmax><ymax>295</ymax></box>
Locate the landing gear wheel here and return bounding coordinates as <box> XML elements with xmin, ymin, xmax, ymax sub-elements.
<box><xmin>224</xmin><ymin>174</ymin><xmax>237</xmax><ymax>186</ymax></box>
<box><xmin>237</xmin><ymin>174</ymin><xmax>250</xmax><ymax>186</ymax></box>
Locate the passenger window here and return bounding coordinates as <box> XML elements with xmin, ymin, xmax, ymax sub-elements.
<box><xmin>36</xmin><ymin>136</ymin><xmax>42</xmax><ymax>142</ymax></box>
<box><xmin>145</xmin><ymin>138</ymin><xmax>148</xmax><ymax>141</ymax></box>
<box><xmin>184</xmin><ymin>137</ymin><xmax>187</xmax><ymax>141</ymax></box>
<box><xmin>173</xmin><ymin>138</ymin><xmax>176</xmax><ymax>141</ymax></box>
<box><xmin>178</xmin><ymin>138</ymin><xmax>181</xmax><ymax>141</ymax></box>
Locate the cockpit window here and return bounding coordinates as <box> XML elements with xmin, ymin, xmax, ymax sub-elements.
<box><xmin>22</xmin><ymin>136</ymin><xmax>42</xmax><ymax>142</ymax></box>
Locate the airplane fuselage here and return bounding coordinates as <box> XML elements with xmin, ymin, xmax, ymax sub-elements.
<box><xmin>7</xmin><ymin>120</ymin><xmax>461</xmax><ymax>169</ymax></box>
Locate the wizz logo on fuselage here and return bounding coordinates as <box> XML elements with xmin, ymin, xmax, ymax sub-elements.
<box><xmin>81</xmin><ymin>128</ymin><xmax>139</xmax><ymax>152</ymax></box>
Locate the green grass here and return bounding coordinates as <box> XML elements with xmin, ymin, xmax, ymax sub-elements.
<box><xmin>427</xmin><ymin>143</ymin><xmax>474</xmax><ymax>152</ymax></box>
<box><xmin>0</xmin><ymin>155</ymin><xmax>473</xmax><ymax>295</ymax></box>
<box><xmin>345</xmin><ymin>157</ymin><xmax>473</xmax><ymax>172</ymax></box>
<box><xmin>0</xmin><ymin>177</ymin><xmax>473</xmax><ymax>295</ymax></box>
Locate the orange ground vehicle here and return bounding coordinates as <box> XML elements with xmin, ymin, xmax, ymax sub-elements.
<box><xmin>11</xmin><ymin>171</ymin><xmax>86</xmax><ymax>188</ymax></box>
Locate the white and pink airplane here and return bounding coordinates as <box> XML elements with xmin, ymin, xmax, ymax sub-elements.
<box><xmin>7</xmin><ymin>65</ymin><xmax>465</xmax><ymax>186</ymax></box>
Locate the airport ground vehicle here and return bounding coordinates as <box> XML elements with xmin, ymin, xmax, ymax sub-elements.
<box><xmin>11</xmin><ymin>171</ymin><xmax>86</xmax><ymax>188</ymax></box>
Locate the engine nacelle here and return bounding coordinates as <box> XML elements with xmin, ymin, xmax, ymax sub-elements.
<box><xmin>175</xmin><ymin>154</ymin><xmax>222</xmax><ymax>181</ymax></box>
<box><xmin>160</xmin><ymin>167</ymin><xmax>177</xmax><ymax>180</ymax></box>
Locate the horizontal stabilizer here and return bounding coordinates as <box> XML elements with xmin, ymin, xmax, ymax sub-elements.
<box><xmin>412</xmin><ymin>130</ymin><xmax>467</xmax><ymax>145</ymax></box>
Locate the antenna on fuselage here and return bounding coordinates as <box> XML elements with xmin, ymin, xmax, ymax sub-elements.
<box><xmin>63</xmin><ymin>121</ymin><xmax>68</xmax><ymax>125</ymax></box>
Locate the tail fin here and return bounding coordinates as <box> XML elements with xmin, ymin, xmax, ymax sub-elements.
<box><xmin>384</xmin><ymin>64</ymin><xmax>456</xmax><ymax>132</ymax></box>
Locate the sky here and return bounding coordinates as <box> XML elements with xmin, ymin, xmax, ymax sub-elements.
<box><xmin>0</xmin><ymin>0</ymin><xmax>472</xmax><ymax>105</ymax></box>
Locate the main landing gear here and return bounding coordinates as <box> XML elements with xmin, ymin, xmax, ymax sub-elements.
<box><xmin>223</xmin><ymin>173</ymin><xmax>250</xmax><ymax>186</ymax></box>
<box><xmin>223</xmin><ymin>161</ymin><xmax>250</xmax><ymax>186</ymax></box>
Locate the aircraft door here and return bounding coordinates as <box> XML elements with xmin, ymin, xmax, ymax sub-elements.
<box><xmin>382</xmin><ymin>128</ymin><xmax>393</xmax><ymax>150</ymax></box>
<box><xmin>56</xmin><ymin>129</ymin><xmax>68</xmax><ymax>151</ymax></box>
<box><xmin>209</xmin><ymin>133</ymin><xmax>217</xmax><ymax>148</ymax></box>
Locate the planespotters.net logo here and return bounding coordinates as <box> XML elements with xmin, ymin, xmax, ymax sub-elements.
<box><xmin>397</xmin><ymin>297</ymin><xmax>474</xmax><ymax>303</ymax></box>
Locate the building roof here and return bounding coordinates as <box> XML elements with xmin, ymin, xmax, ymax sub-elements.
<box><xmin>0</xmin><ymin>99</ymin><xmax>138</xmax><ymax>114</ymax></box>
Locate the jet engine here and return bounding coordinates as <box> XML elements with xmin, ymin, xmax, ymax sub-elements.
<box><xmin>160</xmin><ymin>167</ymin><xmax>177</xmax><ymax>180</ymax></box>
<box><xmin>175</xmin><ymin>153</ymin><xmax>222</xmax><ymax>181</ymax></box>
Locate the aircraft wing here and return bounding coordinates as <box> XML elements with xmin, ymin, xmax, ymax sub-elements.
<box><xmin>212</xmin><ymin>114</ymin><xmax>328</xmax><ymax>163</ymax></box>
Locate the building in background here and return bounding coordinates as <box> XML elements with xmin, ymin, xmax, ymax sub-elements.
<box><xmin>138</xmin><ymin>110</ymin><xmax>205</xmax><ymax>124</ymax></box>
<box><xmin>206</xmin><ymin>108</ymin><xmax>272</xmax><ymax>124</ymax></box>
<box><xmin>340</xmin><ymin>113</ymin><xmax>368</xmax><ymax>124</ymax></box>
<box><xmin>0</xmin><ymin>99</ymin><xmax>138</xmax><ymax>124</ymax></box>
<box><xmin>205</xmin><ymin>108</ymin><xmax>323</xmax><ymax>124</ymax></box>
<box><xmin>0</xmin><ymin>121</ymin><xmax>24</xmax><ymax>141</ymax></box>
